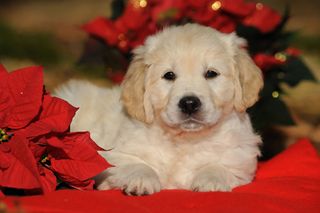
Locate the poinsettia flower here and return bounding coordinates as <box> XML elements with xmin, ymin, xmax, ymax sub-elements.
<box><xmin>150</xmin><ymin>0</ymin><xmax>186</xmax><ymax>22</ymax></box>
<box><xmin>84</xmin><ymin>0</ymin><xmax>159</xmax><ymax>53</ymax></box>
<box><xmin>0</xmin><ymin>65</ymin><xmax>110</xmax><ymax>195</ymax></box>
<box><xmin>253</xmin><ymin>53</ymin><xmax>285</xmax><ymax>70</ymax></box>
<box><xmin>242</xmin><ymin>3</ymin><xmax>281</xmax><ymax>33</ymax></box>
<box><xmin>0</xmin><ymin>65</ymin><xmax>45</xmax><ymax>190</ymax></box>
<box><xmin>0</xmin><ymin>83</ymin><xmax>77</xmax><ymax>191</ymax></box>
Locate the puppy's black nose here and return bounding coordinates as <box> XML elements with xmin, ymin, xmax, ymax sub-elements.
<box><xmin>178</xmin><ymin>96</ymin><xmax>202</xmax><ymax>115</ymax></box>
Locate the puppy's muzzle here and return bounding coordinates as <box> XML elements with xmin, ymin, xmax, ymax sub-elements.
<box><xmin>178</xmin><ymin>96</ymin><xmax>202</xmax><ymax>115</ymax></box>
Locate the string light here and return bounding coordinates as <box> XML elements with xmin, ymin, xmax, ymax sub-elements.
<box><xmin>132</xmin><ymin>0</ymin><xmax>147</xmax><ymax>8</ymax></box>
<box><xmin>139</xmin><ymin>0</ymin><xmax>147</xmax><ymax>8</ymax></box>
<box><xmin>119</xmin><ymin>40</ymin><xmax>128</xmax><ymax>48</ymax></box>
<box><xmin>211</xmin><ymin>1</ymin><xmax>222</xmax><ymax>11</ymax></box>
<box><xmin>256</xmin><ymin>3</ymin><xmax>263</xmax><ymax>10</ymax></box>
<box><xmin>272</xmin><ymin>91</ymin><xmax>280</xmax><ymax>98</ymax></box>
<box><xmin>118</xmin><ymin>33</ymin><xmax>125</xmax><ymax>41</ymax></box>
<box><xmin>117</xmin><ymin>33</ymin><xmax>128</xmax><ymax>49</ymax></box>
<box><xmin>275</xmin><ymin>52</ymin><xmax>287</xmax><ymax>62</ymax></box>
<box><xmin>41</xmin><ymin>155</ymin><xmax>51</xmax><ymax>166</ymax></box>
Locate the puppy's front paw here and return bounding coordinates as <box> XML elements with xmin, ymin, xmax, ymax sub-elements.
<box><xmin>106</xmin><ymin>164</ymin><xmax>161</xmax><ymax>196</ymax></box>
<box><xmin>191</xmin><ymin>166</ymin><xmax>235</xmax><ymax>192</ymax></box>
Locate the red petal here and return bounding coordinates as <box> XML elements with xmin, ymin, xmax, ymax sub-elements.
<box><xmin>51</xmin><ymin>172</ymin><xmax>95</xmax><ymax>190</ymax></box>
<box><xmin>219</xmin><ymin>22</ymin><xmax>236</xmax><ymax>33</ymax></box>
<box><xmin>221</xmin><ymin>0</ymin><xmax>255</xmax><ymax>17</ymax></box>
<box><xmin>116</xmin><ymin>4</ymin><xmax>149</xmax><ymax>30</ymax></box>
<box><xmin>128</xmin><ymin>22</ymin><xmax>157</xmax><ymax>49</ymax></box>
<box><xmin>285</xmin><ymin>47</ymin><xmax>301</xmax><ymax>57</ymax></box>
<box><xmin>50</xmin><ymin>158</ymin><xmax>105</xmax><ymax>182</ymax></box>
<box><xmin>108</xmin><ymin>72</ymin><xmax>125</xmax><ymax>84</ymax></box>
<box><xmin>0</xmin><ymin>134</ymin><xmax>42</xmax><ymax>189</ymax></box>
<box><xmin>253</xmin><ymin>53</ymin><xmax>285</xmax><ymax>70</ymax></box>
<box><xmin>29</xmin><ymin>137</ymin><xmax>47</xmax><ymax>162</ymax></box>
<box><xmin>82</xmin><ymin>17</ymin><xmax>120</xmax><ymax>45</ymax></box>
<box><xmin>21</xmin><ymin>94</ymin><xmax>77</xmax><ymax>138</ymax></box>
<box><xmin>187</xmin><ymin>5</ymin><xmax>217</xmax><ymax>24</ymax></box>
<box><xmin>4</xmin><ymin>66</ymin><xmax>44</xmax><ymax>129</ymax></box>
<box><xmin>69</xmin><ymin>179</ymin><xmax>95</xmax><ymax>191</ymax></box>
<box><xmin>0</xmin><ymin>145</ymin><xmax>11</xmax><ymax>169</ymax></box>
<box><xmin>242</xmin><ymin>4</ymin><xmax>281</xmax><ymax>33</ymax></box>
<box><xmin>0</xmin><ymin>65</ymin><xmax>9</xmax><ymax>128</ymax></box>
<box><xmin>187</xmin><ymin>0</ymin><xmax>211</xmax><ymax>9</ymax></box>
<box><xmin>207</xmin><ymin>14</ymin><xmax>236</xmax><ymax>32</ymax></box>
<box><xmin>47</xmin><ymin>133</ymin><xmax>110</xmax><ymax>184</ymax></box>
<box><xmin>0</xmin><ymin>64</ymin><xmax>7</xmax><ymax>75</ymax></box>
<box><xmin>62</xmin><ymin>132</ymin><xmax>106</xmax><ymax>152</ymax></box>
<box><xmin>39</xmin><ymin>167</ymin><xmax>57</xmax><ymax>193</ymax></box>
<box><xmin>47</xmin><ymin>137</ymin><xmax>67</xmax><ymax>149</ymax></box>
<box><xmin>0</xmin><ymin>80</ymin><xmax>10</xmax><ymax>128</ymax></box>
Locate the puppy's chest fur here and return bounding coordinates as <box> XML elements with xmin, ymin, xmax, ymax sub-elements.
<box><xmin>106</xmin><ymin>119</ymin><xmax>242</xmax><ymax>189</ymax></box>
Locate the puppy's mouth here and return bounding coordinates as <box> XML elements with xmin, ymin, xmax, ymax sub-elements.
<box><xmin>160</xmin><ymin>110</ymin><xmax>215</xmax><ymax>133</ymax></box>
<box><xmin>179</xmin><ymin>118</ymin><xmax>205</xmax><ymax>132</ymax></box>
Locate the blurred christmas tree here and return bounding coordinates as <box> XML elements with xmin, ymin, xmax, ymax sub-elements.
<box><xmin>79</xmin><ymin>0</ymin><xmax>317</xmax><ymax>159</ymax></box>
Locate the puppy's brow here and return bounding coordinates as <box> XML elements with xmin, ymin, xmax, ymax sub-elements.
<box><xmin>153</xmin><ymin>63</ymin><xmax>174</xmax><ymax>70</ymax></box>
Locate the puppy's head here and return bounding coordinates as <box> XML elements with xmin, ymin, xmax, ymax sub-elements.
<box><xmin>121</xmin><ymin>24</ymin><xmax>263</xmax><ymax>133</ymax></box>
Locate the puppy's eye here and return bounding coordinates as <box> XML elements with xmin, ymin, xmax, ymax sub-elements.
<box><xmin>204</xmin><ymin>70</ymin><xmax>219</xmax><ymax>79</ymax></box>
<box><xmin>162</xmin><ymin>71</ymin><xmax>176</xmax><ymax>81</ymax></box>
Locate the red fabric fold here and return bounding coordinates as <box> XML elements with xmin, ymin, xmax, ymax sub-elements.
<box><xmin>4</xmin><ymin>139</ymin><xmax>320</xmax><ymax>213</ymax></box>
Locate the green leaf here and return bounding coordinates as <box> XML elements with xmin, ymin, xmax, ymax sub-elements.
<box><xmin>249</xmin><ymin>97</ymin><xmax>295</xmax><ymax>132</ymax></box>
<box><xmin>282</xmin><ymin>57</ymin><xmax>316</xmax><ymax>86</ymax></box>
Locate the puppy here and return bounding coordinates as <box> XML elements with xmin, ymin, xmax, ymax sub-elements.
<box><xmin>55</xmin><ymin>24</ymin><xmax>263</xmax><ymax>195</ymax></box>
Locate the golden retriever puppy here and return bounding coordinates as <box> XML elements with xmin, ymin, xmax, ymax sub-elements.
<box><xmin>55</xmin><ymin>24</ymin><xmax>263</xmax><ymax>195</ymax></box>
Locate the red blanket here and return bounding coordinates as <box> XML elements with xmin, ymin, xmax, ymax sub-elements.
<box><xmin>3</xmin><ymin>139</ymin><xmax>320</xmax><ymax>213</ymax></box>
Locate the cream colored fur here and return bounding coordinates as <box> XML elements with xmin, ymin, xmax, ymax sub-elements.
<box><xmin>55</xmin><ymin>24</ymin><xmax>263</xmax><ymax>195</ymax></box>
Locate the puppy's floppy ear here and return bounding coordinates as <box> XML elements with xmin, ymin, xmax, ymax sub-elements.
<box><xmin>233</xmin><ymin>45</ymin><xmax>263</xmax><ymax>112</ymax></box>
<box><xmin>121</xmin><ymin>46</ymin><xmax>154</xmax><ymax>124</ymax></box>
